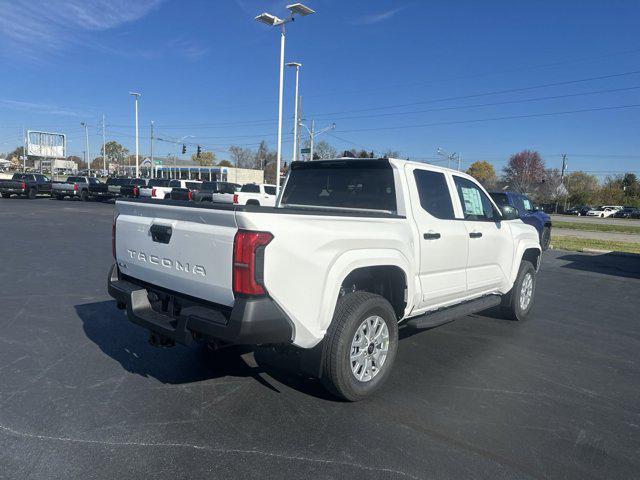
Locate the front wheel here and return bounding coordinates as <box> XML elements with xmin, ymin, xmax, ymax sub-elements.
<box><xmin>321</xmin><ymin>291</ymin><xmax>398</xmax><ymax>401</ymax></box>
<box><xmin>540</xmin><ymin>226</ymin><xmax>551</xmax><ymax>251</ymax></box>
<box><xmin>501</xmin><ymin>260</ymin><xmax>536</xmax><ymax>321</ymax></box>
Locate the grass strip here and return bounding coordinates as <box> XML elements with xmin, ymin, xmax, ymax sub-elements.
<box><xmin>551</xmin><ymin>235</ymin><xmax>640</xmax><ymax>254</ymax></box>
<box><xmin>553</xmin><ymin>221</ymin><xmax>640</xmax><ymax>235</ymax></box>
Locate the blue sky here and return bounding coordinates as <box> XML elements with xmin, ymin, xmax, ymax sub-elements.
<box><xmin>0</xmin><ymin>0</ymin><xmax>639</xmax><ymax>177</ymax></box>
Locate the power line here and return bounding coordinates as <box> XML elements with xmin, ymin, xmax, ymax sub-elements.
<box><xmin>334</xmin><ymin>104</ymin><xmax>640</xmax><ymax>134</ymax></box>
<box><xmin>309</xmin><ymin>70</ymin><xmax>640</xmax><ymax>118</ymax></box>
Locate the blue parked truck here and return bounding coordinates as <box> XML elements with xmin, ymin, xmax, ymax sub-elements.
<box><xmin>490</xmin><ymin>191</ymin><xmax>552</xmax><ymax>250</ymax></box>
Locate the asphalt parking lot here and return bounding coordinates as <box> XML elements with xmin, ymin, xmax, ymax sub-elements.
<box><xmin>1</xmin><ymin>198</ymin><xmax>639</xmax><ymax>479</ymax></box>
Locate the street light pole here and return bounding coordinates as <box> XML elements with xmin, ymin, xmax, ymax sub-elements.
<box><xmin>276</xmin><ymin>25</ymin><xmax>285</xmax><ymax>190</ymax></box>
<box><xmin>287</xmin><ymin>62</ymin><xmax>302</xmax><ymax>163</ymax></box>
<box><xmin>102</xmin><ymin>115</ymin><xmax>106</xmax><ymax>174</ymax></box>
<box><xmin>150</xmin><ymin>121</ymin><xmax>154</xmax><ymax>179</ymax></box>
<box><xmin>255</xmin><ymin>3</ymin><xmax>315</xmax><ymax>193</ymax></box>
<box><xmin>81</xmin><ymin>122</ymin><xmax>90</xmax><ymax>177</ymax></box>
<box><xmin>129</xmin><ymin>92</ymin><xmax>141</xmax><ymax>177</ymax></box>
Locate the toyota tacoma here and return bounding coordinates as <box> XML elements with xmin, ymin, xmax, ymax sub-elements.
<box><xmin>108</xmin><ymin>158</ymin><xmax>541</xmax><ymax>401</ymax></box>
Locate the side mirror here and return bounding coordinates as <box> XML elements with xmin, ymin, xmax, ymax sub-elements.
<box><xmin>500</xmin><ymin>205</ymin><xmax>520</xmax><ymax>220</ymax></box>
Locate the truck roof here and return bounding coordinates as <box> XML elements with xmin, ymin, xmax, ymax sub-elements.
<box><xmin>300</xmin><ymin>157</ymin><xmax>476</xmax><ymax>181</ymax></box>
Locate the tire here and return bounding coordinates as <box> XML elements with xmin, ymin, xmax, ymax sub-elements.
<box><xmin>1</xmin><ymin>193</ymin><xmax>10</xmax><ymax>199</ymax></box>
<box><xmin>55</xmin><ymin>195</ymin><xmax>64</xmax><ymax>200</ymax></box>
<box><xmin>247</xmin><ymin>200</ymin><xmax>260</xmax><ymax>206</ymax></box>
<box><xmin>80</xmin><ymin>190</ymin><xmax>88</xmax><ymax>202</ymax></box>
<box><xmin>540</xmin><ymin>226</ymin><xmax>551</xmax><ymax>251</ymax></box>
<box><xmin>321</xmin><ymin>291</ymin><xmax>398</xmax><ymax>401</ymax></box>
<box><xmin>500</xmin><ymin>260</ymin><xmax>536</xmax><ymax>321</ymax></box>
<box><xmin>27</xmin><ymin>188</ymin><xmax>36</xmax><ymax>199</ymax></box>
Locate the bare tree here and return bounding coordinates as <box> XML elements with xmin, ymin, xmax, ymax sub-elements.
<box><xmin>503</xmin><ymin>150</ymin><xmax>546</xmax><ymax>195</ymax></box>
<box><xmin>229</xmin><ymin>146</ymin><xmax>256</xmax><ymax>169</ymax></box>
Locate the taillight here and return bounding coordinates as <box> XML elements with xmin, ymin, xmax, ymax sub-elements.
<box><xmin>112</xmin><ymin>215</ymin><xmax>118</xmax><ymax>259</ymax></box>
<box><xmin>73</xmin><ymin>183</ymin><xmax>77</xmax><ymax>192</ymax></box>
<box><xmin>21</xmin><ymin>181</ymin><xmax>26</xmax><ymax>190</ymax></box>
<box><xmin>233</xmin><ymin>230</ymin><xmax>273</xmax><ymax>296</ymax></box>
<box><xmin>233</xmin><ymin>193</ymin><xmax>238</xmax><ymax>204</ymax></box>
<box><xmin>151</xmin><ymin>188</ymin><xmax>156</xmax><ymax>198</ymax></box>
<box><xmin>187</xmin><ymin>190</ymin><xmax>192</xmax><ymax>201</ymax></box>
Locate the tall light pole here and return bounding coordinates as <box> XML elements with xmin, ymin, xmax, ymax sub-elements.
<box><xmin>81</xmin><ymin>122</ymin><xmax>90</xmax><ymax>177</ymax></box>
<box><xmin>286</xmin><ymin>62</ymin><xmax>302</xmax><ymax>163</ymax></box>
<box><xmin>255</xmin><ymin>3</ymin><xmax>315</xmax><ymax>193</ymax></box>
<box><xmin>102</xmin><ymin>115</ymin><xmax>107</xmax><ymax>175</ymax></box>
<box><xmin>129</xmin><ymin>92</ymin><xmax>141</xmax><ymax>177</ymax></box>
<box><xmin>299</xmin><ymin>121</ymin><xmax>335</xmax><ymax>160</ymax></box>
<box><xmin>150</xmin><ymin>121</ymin><xmax>154</xmax><ymax>179</ymax></box>
<box><xmin>437</xmin><ymin>147</ymin><xmax>459</xmax><ymax>170</ymax></box>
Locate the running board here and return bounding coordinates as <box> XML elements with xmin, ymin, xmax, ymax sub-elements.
<box><xmin>405</xmin><ymin>295</ymin><xmax>502</xmax><ymax>330</ymax></box>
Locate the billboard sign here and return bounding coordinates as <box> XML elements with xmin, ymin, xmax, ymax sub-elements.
<box><xmin>27</xmin><ymin>131</ymin><xmax>66</xmax><ymax>158</ymax></box>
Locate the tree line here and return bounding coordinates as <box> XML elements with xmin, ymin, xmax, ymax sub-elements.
<box><xmin>466</xmin><ymin>150</ymin><xmax>640</xmax><ymax>208</ymax></box>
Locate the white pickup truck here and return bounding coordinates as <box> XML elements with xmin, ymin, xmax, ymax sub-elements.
<box><xmin>108</xmin><ymin>158</ymin><xmax>541</xmax><ymax>400</ymax></box>
<box><xmin>233</xmin><ymin>183</ymin><xmax>277</xmax><ymax>206</ymax></box>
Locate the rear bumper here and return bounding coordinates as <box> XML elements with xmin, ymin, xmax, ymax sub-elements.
<box><xmin>107</xmin><ymin>264</ymin><xmax>294</xmax><ymax>346</ymax></box>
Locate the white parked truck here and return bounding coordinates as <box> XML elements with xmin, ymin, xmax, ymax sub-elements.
<box><xmin>233</xmin><ymin>183</ymin><xmax>277</xmax><ymax>206</ymax></box>
<box><xmin>108</xmin><ymin>158</ymin><xmax>541</xmax><ymax>400</ymax></box>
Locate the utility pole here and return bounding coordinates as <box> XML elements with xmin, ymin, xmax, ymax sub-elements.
<box><xmin>457</xmin><ymin>153</ymin><xmax>462</xmax><ymax>171</ymax></box>
<box><xmin>287</xmin><ymin>62</ymin><xmax>302</xmax><ymax>163</ymax></box>
<box><xmin>150</xmin><ymin>121</ymin><xmax>154</xmax><ymax>179</ymax></box>
<box><xmin>555</xmin><ymin>154</ymin><xmax>567</xmax><ymax>213</ymax></box>
<box><xmin>102</xmin><ymin>115</ymin><xmax>107</xmax><ymax>175</ymax></box>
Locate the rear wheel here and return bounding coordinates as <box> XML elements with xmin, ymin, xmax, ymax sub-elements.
<box><xmin>500</xmin><ymin>260</ymin><xmax>536</xmax><ymax>321</ymax></box>
<box><xmin>540</xmin><ymin>226</ymin><xmax>551</xmax><ymax>251</ymax></box>
<box><xmin>1</xmin><ymin>193</ymin><xmax>10</xmax><ymax>199</ymax></box>
<box><xmin>55</xmin><ymin>195</ymin><xmax>64</xmax><ymax>200</ymax></box>
<box><xmin>321</xmin><ymin>291</ymin><xmax>398</xmax><ymax>401</ymax></box>
<box><xmin>247</xmin><ymin>200</ymin><xmax>260</xmax><ymax>206</ymax></box>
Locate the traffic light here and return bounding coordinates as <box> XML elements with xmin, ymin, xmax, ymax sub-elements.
<box><xmin>197</xmin><ymin>145</ymin><xmax>202</xmax><ymax>158</ymax></box>
<box><xmin>182</xmin><ymin>144</ymin><xmax>186</xmax><ymax>155</ymax></box>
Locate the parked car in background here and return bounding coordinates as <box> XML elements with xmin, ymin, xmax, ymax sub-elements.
<box><xmin>564</xmin><ymin>206</ymin><xmax>583</xmax><ymax>215</ymax></box>
<box><xmin>169</xmin><ymin>180</ymin><xmax>203</xmax><ymax>201</ymax></box>
<box><xmin>233</xmin><ymin>183</ymin><xmax>277</xmax><ymax>206</ymax></box>
<box><xmin>139</xmin><ymin>179</ymin><xmax>170</xmax><ymax>198</ymax></box>
<box><xmin>631</xmin><ymin>209</ymin><xmax>640</xmax><ymax>219</ymax></box>
<box><xmin>586</xmin><ymin>206</ymin><xmax>623</xmax><ymax>218</ymax></box>
<box><xmin>120</xmin><ymin>178</ymin><xmax>149</xmax><ymax>198</ymax></box>
<box><xmin>106</xmin><ymin>177</ymin><xmax>131</xmax><ymax>197</ymax></box>
<box><xmin>0</xmin><ymin>173</ymin><xmax>52</xmax><ymax>199</ymax></box>
<box><xmin>193</xmin><ymin>181</ymin><xmax>240</xmax><ymax>203</ymax></box>
<box><xmin>578</xmin><ymin>206</ymin><xmax>594</xmax><ymax>216</ymax></box>
<box><xmin>490</xmin><ymin>191</ymin><xmax>552</xmax><ymax>250</ymax></box>
<box><xmin>109</xmin><ymin>158</ymin><xmax>541</xmax><ymax>401</ymax></box>
<box><xmin>52</xmin><ymin>176</ymin><xmax>110</xmax><ymax>201</ymax></box>
<box><xmin>613</xmin><ymin>207</ymin><xmax>640</xmax><ymax>218</ymax></box>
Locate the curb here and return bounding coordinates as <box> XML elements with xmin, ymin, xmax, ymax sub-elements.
<box><xmin>550</xmin><ymin>245</ymin><xmax>640</xmax><ymax>258</ymax></box>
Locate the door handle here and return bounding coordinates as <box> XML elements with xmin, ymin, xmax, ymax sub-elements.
<box><xmin>423</xmin><ymin>232</ymin><xmax>441</xmax><ymax>240</ymax></box>
<box><xmin>469</xmin><ymin>232</ymin><xmax>483</xmax><ymax>238</ymax></box>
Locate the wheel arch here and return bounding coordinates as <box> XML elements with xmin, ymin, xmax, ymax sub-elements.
<box><xmin>313</xmin><ymin>249</ymin><xmax>413</xmax><ymax>347</ymax></box>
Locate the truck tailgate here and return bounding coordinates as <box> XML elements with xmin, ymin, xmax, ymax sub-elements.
<box><xmin>115</xmin><ymin>201</ymin><xmax>237</xmax><ymax>306</ymax></box>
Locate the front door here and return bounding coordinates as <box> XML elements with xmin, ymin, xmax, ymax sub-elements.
<box><xmin>406</xmin><ymin>165</ymin><xmax>469</xmax><ymax>310</ymax></box>
<box><xmin>451</xmin><ymin>175</ymin><xmax>514</xmax><ymax>295</ymax></box>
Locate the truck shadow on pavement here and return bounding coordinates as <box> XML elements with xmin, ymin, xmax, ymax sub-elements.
<box><xmin>556</xmin><ymin>252</ymin><xmax>640</xmax><ymax>280</ymax></box>
<box><xmin>75</xmin><ymin>300</ymin><xmax>337</xmax><ymax>400</ymax></box>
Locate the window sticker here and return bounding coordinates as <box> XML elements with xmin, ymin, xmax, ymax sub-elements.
<box><xmin>522</xmin><ymin>198</ymin><xmax>532</xmax><ymax>211</ymax></box>
<box><xmin>461</xmin><ymin>187</ymin><xmax>484</xmax><ymax>216</ymax></box>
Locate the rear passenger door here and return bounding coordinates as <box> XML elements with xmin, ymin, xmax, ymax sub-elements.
<box><xmin>451</xmin><ymin>175</ymin><xmax>514</xmax><ymax>295</ymax></box>
<box><xmin>406</xmin><ymin>165</ymin><xmax>469</xmax><ymax>309</ymax></box>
